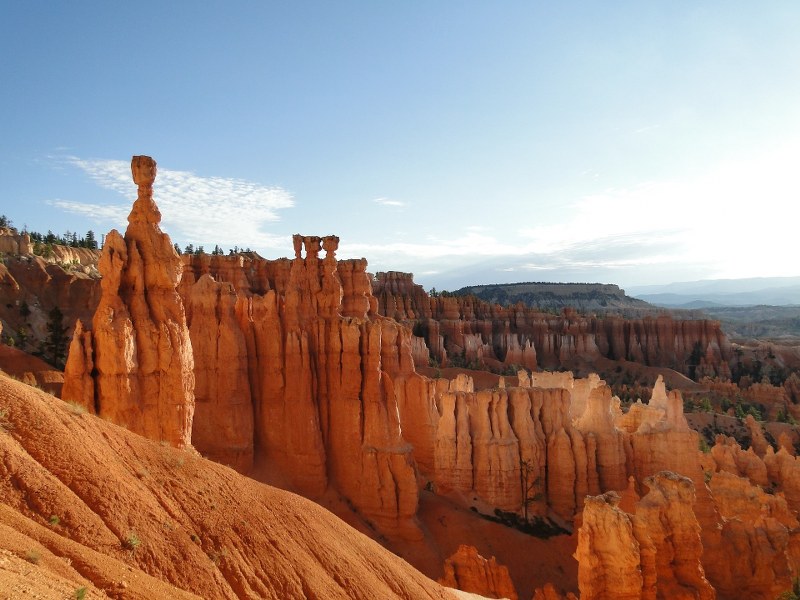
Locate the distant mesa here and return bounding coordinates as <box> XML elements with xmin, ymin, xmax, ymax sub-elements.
<box><xmin>454</xmin><ymin>281</ymin><xmax>652</xmax><ymax>312</ymax></box>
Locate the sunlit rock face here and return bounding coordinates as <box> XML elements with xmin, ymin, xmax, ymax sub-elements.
<box><xmin>63</xmin><ymin>155</ymin><xmax>195</xmax><ymax>448</ymax></box>
<box><xmin>576</xmin><ymin>472</ymin><xmax>714</xmax><ymax>600</ymax></box>
<box><xmin>438</xmin><ymin>544</ymin><xmax>519</xmax><ymax>600</ymax></box>
<box><xmin>178</xmin><ymin>235</ymin><xmax>420</xmax><ymax>539</ymax></box>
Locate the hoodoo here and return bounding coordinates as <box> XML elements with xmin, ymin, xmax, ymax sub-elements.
<box><xmin>62</xmin><ymin>156</ymin><xmax>195</xmax><ymax>447</ymax></box>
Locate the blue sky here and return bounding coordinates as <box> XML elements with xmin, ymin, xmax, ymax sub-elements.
<box><xmin>1</xmin><ymin>2</ymin><xmax>799</xmax><ymax>291</ymax></box>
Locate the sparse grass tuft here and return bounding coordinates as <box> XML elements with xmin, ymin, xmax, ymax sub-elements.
<box><xmin>74</xmin><ymin>587</ymin><xmax>87</xmax><ymax>600</ymax></box>
<box><xmin>48</xmin><ymin>515</ymin><xmax>60</xmax><ymax>526</ymax></box>
<box><xmin>0</xmin><ymin>408</ymin><xmax>12</xmax><ymax>432</ymax></box>
<box><xmin>25</xmin><ymin>549</ymin><xmax>41</xmax><ymax>564</ymax></box>
<box><xmin>123</xmin><ymin>531</ymin><xmax>141</xmax><ymax>551</ymax></box>
<box><xmin>67</xmin><ymin>402</ymin><xmax>87</xmax><ymax>415</ymax></box>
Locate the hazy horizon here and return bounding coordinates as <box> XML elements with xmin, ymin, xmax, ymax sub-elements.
<box><xmin>2</xmin><ymin>3</ymin><xmax>799</xmax><ymax>291</ymax></box>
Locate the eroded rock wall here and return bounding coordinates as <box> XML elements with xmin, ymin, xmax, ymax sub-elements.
<box><xmin>178</xmin><ymin>237</ymin><xmax>420</xmax><ymax>538</ymax></box>
<box><xmin>372</xmin><ymin>271</ymin><xmax>732</xmax><ymax>378</ymax></box>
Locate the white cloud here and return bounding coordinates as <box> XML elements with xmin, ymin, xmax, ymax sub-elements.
<box><xmin>372</xmin><ymin>197</ymin><xmax>406</xmax><ymax>207</ymax></box>
<box><xmin>50</xmin><ymin>157</ymin><xmax>294</xmax><ymax>249</ymax></box>
<box><xmin>47</xmin><ymin>200</ymin><xmax>130</xmax><ymax>225</ymax></box>
<box><xmin>348</xmin><ymin>138</ymin><xmax>800</xmax><ymax>285</ymax></box>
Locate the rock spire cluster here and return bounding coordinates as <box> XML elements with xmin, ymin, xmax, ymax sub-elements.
<box><xmin>59</xmin><ymin>154</ymin><xmax>800</xmax><ymax>600</ymax></box>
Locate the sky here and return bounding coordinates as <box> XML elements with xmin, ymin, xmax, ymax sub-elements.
<box><xmin>1</xmin><ymin>2</ymin><xmax>799</xmax><ymax>292</ymax></box>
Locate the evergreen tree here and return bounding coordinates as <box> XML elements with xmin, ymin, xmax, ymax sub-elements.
<box><xmin>85</xmin><ymin>230</ymin><xmax>97</xmax><ymax>250</ymax></box>
<box><xmin>17</xmin><ymin>325</ymin><xmax>28</xmax><ymax>350</ymax></box>
<box><xmin>45</xmin><ymin>307</ymin><xmax>69</xmax><ymax>368</ymax></box>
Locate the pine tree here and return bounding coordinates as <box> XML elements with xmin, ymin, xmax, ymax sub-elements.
<box><xmin>45</xmin><ymin>307</ymin><xmax>69</xmax><ymax>368</ymax></box>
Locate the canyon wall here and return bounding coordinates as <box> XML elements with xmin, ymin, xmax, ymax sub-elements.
<box><xmin>178</xmin><ymin>241</ymin><xmax>420</xmax><ymax>538</ymax></box>
<box><xmin>373</xmin><ymin>271</ymin><xmax>732</xmax><ymax>379</ymax></box>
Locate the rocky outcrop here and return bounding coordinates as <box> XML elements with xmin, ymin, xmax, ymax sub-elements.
<box><xmin>438</xmin><ymin>545</ymin><xmax>518</xmax><ymax>600</ymax></box>
<box><xmin>0</xmin><ymin>228</ymin><xmax>31</xmax><ymax>254</ymax></box>
<box><xmin>372</xmin><ymin>272</ymin><xmax>732</xmax><ymax>378</ymax></box>
<box><xmin>176</xmin><ymin>236</ymin><xmax>420</xmax><ymax>538</ymax></box>
<box><xmin>62</xmin><ymin>156</ymin><xmax>195</xmax><ymax>448</ymax></box>
<box><xmin>532</xmin><ymin>584</ymin><xmax>578</xmax><ymax>600</ymax></box>
<box><xmin>576</xmin><ymin>472</ymin><xmax>714</xmax><ymax>600</ymax></box>
<box><xmin>406</xmin><ymin>374</ymin><xmax>629</xmax><ymax>519</ymax></box>
<box><xmin>0</xmin><ymin>255</ymin><xmax>100</xmax><ymax>358</ymax></box>
<box><xmin>707</xmin><ymin>471</ymin><xmax>800</xmax><ymax>599</ymax></box>
<box><xmin>576</xmin><ymin>491</ymin><xmax>646</xmax><ymax>599</ymax></box>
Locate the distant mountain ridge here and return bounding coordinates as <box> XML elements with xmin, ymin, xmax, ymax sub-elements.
<box><xmin>454</xmin><ymin>281</ymin><xmax>651</xmax><ymax>312</ymax></box>
<box><xmin>628</xmin><ymin>276</ymin><xmax>800</xmax><ymax>307</ymax></box>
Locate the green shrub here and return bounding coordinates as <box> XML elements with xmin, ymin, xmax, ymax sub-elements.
<box><xmin>123</xmin><ymin>531</ymin><xmax>141</xmax><ymax>551</ymax></box>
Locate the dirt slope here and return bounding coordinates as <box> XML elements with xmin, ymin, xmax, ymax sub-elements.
<box><xmin>0</xmin><ymin>374</ymin><xmax>460</xmax><ymax>599</ymax></box>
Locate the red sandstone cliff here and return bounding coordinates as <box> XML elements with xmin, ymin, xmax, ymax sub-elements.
<box><xmin>177</xmin><ymin>239</ymin><xmax>420</xmax><ymax>539</ymax></box>
<box><xmin>373</xmin><ymin>271</ymin><xmax>732</xmax><ymax>379</ymax></box>
<box><xmin>0</xmin><ymin>253</ymin><xmax>100</xmax><ymax>359</ymax></box>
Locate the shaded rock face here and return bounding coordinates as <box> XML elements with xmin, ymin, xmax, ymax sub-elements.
<box><xmin>0</xmin><ymin>254</ymin><xmax>101</xmax><ymax>359</ymax></box>
<box><xmin>438</xmin><ymin>545</ymin><xmax>518</xmax><ymax>600</ymax></box>
<box><xmin>576</xmin><ymin>473</ymin><xmax>714</xmax><ymax>600</ymax></box>
<box><xmin>63</xmin><ymin>156</ymin><xmax>195</xmax><ymax>448</ymax></box>
<box><xmin>177</xmin><ymin>238</ymin><xmax>419</xmax><ymax>538</ymax></box>
<box><xmin>372</xmin><ymin>271</ymin><xmax>732</xmax><ymax>379</ymax></box>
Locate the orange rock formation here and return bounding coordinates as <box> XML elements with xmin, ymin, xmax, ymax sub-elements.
<box><xmin>372</xmin><ymin>271</ymin><xmax>732</xmax><ymax>379</ymax></box>
<box><xmin>62</xmin><ymin>156</ymin><xmax>195</xmax><ymax>447</ymax></box>
<box><xmin>438</xmin><ymin>545</ymin><xmax>518</xmax><ymax>600</ymax></box>
<box><xmin>176</xmin><ymin>238</ymin><xmax>420</xmax><ymax>539</ymax></box>
<box><xmin>51</xmin><ymin>156</ymin><xmax>800</xmax><ymax>599</ymax></box>
<box><xmin>576</xmin><ymin>472</ymin><xmax>714</xmax><ymax>600</ymax></box>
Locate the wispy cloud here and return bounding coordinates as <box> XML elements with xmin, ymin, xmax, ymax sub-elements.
<box><xmin>372</xmin><ymin>197</ymin><xmax>406</xmax><ymax>208</ymax></box>
<box><xmin>48</xmin><ymin>157</ymin><xmax>294</xmax><ymax>249</ymax></box>
<box><xmin>634</xmin><ymin>124</ymin><xmax>660</xmax><ymax>134</ymax></box>
<box><xmin>347</xmin><ymin>137</ymin><xmax>800</xmax><ymax>286</ymax></box>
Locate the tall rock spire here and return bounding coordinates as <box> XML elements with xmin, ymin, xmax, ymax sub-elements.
<box><xmin>63</xmin><ymin>155</ymin><xmax>195</xmax><ymax>447</ymax></box>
